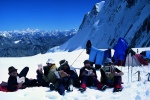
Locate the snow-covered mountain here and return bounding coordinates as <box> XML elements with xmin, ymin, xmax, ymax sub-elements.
<box><xmin>53</xmin><ymin>0</ymin><xmax>150</xmax><ymax>52</ymax></box>
<box><xmin>0</xmin><ymin>28</ymin><xmax>77</xmax><ymax>57</ymax></box>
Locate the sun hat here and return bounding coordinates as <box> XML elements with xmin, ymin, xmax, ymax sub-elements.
<box><xmin>46</xmin><ymin>58</ymin><xmax>55</xmax><ymax>64</ymax></box>
<box><xmin>104</xmin><ymin>58</ymin><xmax>113</xmax><ymax>64</ymax></box>
<box><xmin>8</xmin><ymin>66</ymin><xmax>17</xmax><ymax>74</ymax></box>
<box><xmin>59</xmin><ymin>59</ymin><xmax>68</xmax><ymax>66</ymax></box>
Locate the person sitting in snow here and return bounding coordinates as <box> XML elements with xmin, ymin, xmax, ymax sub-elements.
<box><xmin>36</xmin><ymin>58</ymin><xmax>57</xmax><ymax>87</ymax></box>
<box><xmin>7</xmin><ymin>66</ymin><xmax>37</xmax><ymax>91</ymax></box>
<box><xmin>49</xmin><ymin>70</ymin><xmax>76</xmax><ymax>95</ymax></box>
<box><xmin>36</xmin><ymin>58</ymin><xmax>77</xmax><ymax>95</ymax></box>
<box><xmin>100</xmin><ymin>58</ymin><xmax>124</xmax><ymax>92</ymax></box>
<box><xmin>78</xmin><ymin>60</ymin><xmax>103</xmax><ymax>92</ymax></box>
<box><xmin>57</xmin><ymin>59</ymin><xmax>80</xmax><ymax>91</ymax></box>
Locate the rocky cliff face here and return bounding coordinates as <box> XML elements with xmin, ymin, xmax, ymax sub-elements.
<box><xmin>56</xmin><ymin>0</ymin><xmax>150</xmax><ymax>52</ymax></box>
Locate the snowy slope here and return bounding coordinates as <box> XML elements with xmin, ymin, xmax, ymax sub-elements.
<box><xmin>54</xmin><ymin>0</ymin><xmax>150</xmax><ymax>52</ymax></box>
<box><xmin>0</xmin><ymin>48</ymin><xmax>150</xmax><ymax>100</ymax></box>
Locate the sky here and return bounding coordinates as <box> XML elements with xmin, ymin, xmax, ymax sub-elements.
<box><xmin>0</xmin><ymin>49</ymin><xmax>150</xmax><ymax>100</ymax></box>
<box><xmin>0</xmin><ymin>0</ymin><xmax>102</xmax><ymax>31</ymax></box>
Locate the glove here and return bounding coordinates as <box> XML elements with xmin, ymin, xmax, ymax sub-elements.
<box><xmin>59</xmin><ymin>70</ymin><xmax>69</xmax><ymax>78</ymax></box>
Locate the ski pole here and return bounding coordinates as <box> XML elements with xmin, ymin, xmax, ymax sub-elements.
<box><xmin>146</xmin><ymin>73</ymin><xmax>150</xmax><ymax>81</ymax></box>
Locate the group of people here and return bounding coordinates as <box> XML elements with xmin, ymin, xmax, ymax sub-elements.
<box><xmin>5</xmin><ymin>58</ymin><xmax>124</xmax><ymax>95</ymax></box>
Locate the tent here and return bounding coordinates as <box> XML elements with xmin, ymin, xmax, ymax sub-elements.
<box><xmin>134</xmin><ymin>54</ymin><xmax>148</xmax><ymax>66</ymax></box>
<box><xmin>125</xmin><ymin>53</ymin><xmax>148</xmax><ymax>66</ymax></box>
<box><xmin>86</xmin><ymin>39</ymin><xmax>149</xmax><ymax>67</ymax></box>
<box><xmin>125</xmin><ymin>53</ymin><xmax>141</xmax><ymax>66</ymax></box>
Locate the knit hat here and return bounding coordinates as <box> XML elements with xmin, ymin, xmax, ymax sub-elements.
<box><xmin>59</xmin><ymin>59</ymin><xmax>68</xmax><ymax>66</ymax></box>
<box><xmin>104</xmin><ymin>58</ymin><xmax>113</xmax><ymax>64</ymax></box>
<box><xmin>8</xmin><ymin>66</ymin><xmax>17</xmax><ymax>74</ymax></box>
<box><xmin>46</xmin><ymin>58</ymin><xmax>55</xmax><ymax>64</ymax></box>
<box><xmin>83</xmin><ymin>60</ymin><xmax>91</xmax><ymax>64</ymax></box>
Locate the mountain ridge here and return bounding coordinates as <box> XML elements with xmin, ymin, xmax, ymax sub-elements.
<box><xmin>0</xmin><ymin>28</ymin><xmax>77</xmax><ymax>57</ymax></box>
<box><xmin>53</xmin><ymin>0</ymin><xmax>150</xmax><ymax>52</ymax></box>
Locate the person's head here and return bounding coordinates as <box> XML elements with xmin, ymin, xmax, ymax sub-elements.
<box><xmin>46</xmin><ymin>58</ymin><xmax>55</xmax><ymax>67</ymax></box>
<box><xmin>104</xmin><ymin>58</ymin><xmax>113</xmax><ymax>66</ymax></box>
<box><xmin>83</xmin><ymin>60</ymin><xmax>91</xmax><ymax>67</ymax></box>
<box><xmin>59</xmin><ymin>59</ymin><xmax>69</xmax><ymax>70</ymax></box>
<box><xmin>8</xmin><ymin>66</ymin><xmax>17</xmax><ymax>77</ymax></box>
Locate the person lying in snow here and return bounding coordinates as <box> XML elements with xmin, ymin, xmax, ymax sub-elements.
<box><xmin>36</xmin><ymin>58</ymin><xmax>57</xmax><ymax>87</ymax></box>
<box><xmin>0</xmin><ymin>81</ymin><xmax>8</xmax><ymax>92</ymax></box>
<box><xmin>100</xmin><ymin>58</ymin><xmax>124</xmax><ymax>92</ymax></box>
<box><xmin>7</xmin><ymin>66</ymin><xmax>38</xmax><ymax>91</ymax></box>
<box><xmin>56</xmin><ymin>60</ymin><xmax>80</xmax><ymax>91</ymax></box>
<box><xmin>78</xmin><ymin>60</ymin><xmax>103</xmax><ymax>92</ymax></box>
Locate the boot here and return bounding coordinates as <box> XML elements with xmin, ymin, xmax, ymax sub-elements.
<box><xmin>67</xmin><ymin>84</ymin><xmax>73</xmax><ymax>92</ymax></box>
<box><xmin>113</xmin><ymin>84</ymin><xmax>123</xmax><ymax>92</ymax></box>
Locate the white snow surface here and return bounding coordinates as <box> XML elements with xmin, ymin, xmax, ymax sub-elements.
<box><xmin>0</xmin><ymin>48</ymin><xmax>150</xmax><ymax>100</ymax></box>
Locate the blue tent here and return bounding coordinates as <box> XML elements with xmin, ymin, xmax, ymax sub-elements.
<box><xmin>113</xmin><ymin>38</ymin><xmax>128</xmax><ymax>64</ymax></box>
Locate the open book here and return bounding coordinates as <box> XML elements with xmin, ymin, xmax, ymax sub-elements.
<box><xmin>17</xmin><ymin>76</ymin><xmax>25</xmax><ymax>83</ymax></box>
<box><xmin>85</xmin><ymin>69</ymin><xmax>93</xmax><ymax>76</ymax></box>
<box><xmin>104</xmin><ymin>66</ymin><xmax>111</xmax><ymax>74</ymax></box>
<box><xmin>38</xmin><ymin>64</ymin><xmax>43</xmax><ymax>71</ymax></box>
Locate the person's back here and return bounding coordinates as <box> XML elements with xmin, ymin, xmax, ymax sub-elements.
<box><xmin>7</xmin><ymin>70</ymin><xmax>18</xmax><ymax>91</ymax></box>
<box><xmin>42</xmin><ymin>64</ymin><xmax>57</xmax><ymax>83</ymax></box>
<box><xmin>36</xmin><ymin>58</ymin><xmax>57</xmax><ymax>86</ymax></box>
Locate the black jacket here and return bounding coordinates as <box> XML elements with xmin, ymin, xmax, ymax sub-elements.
<box><xmin>7</xmin><ymin>76</ymin><xmax>18</xmax><ymax>91</ymax></box>
<box><xmin>79</xmin><ymin>66</ymin><xmax>97</xmax><ymax>80</ymax></box>
<box><xmin>58</xmin><ymin>65</ymin><xmax>80</xmax><ymax>87</ymax></box>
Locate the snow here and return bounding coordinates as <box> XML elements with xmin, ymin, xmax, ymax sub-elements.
<box><xmin>0</xmin><ymin>49</ymin><xmax>150</xmax><ymax>100</ymax></box>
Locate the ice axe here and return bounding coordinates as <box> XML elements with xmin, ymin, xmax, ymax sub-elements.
<box><xmin>146</xmin><ymin>73</ymin><xmax>150</xmax><ymax>81</ymax></box>
<box><xmin>134</xmin><ymin>71</ymin><xmax>141</xmax><ymax>81</ymax></box>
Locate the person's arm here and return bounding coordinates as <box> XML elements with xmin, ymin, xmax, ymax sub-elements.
<box><xmin>43</xmin><ymin>68</ymin><xmax>57</xmax><ymax>83</ymax></box>
<box><xmin>43</xmin><ymin>71</ymin><xmax>52</xmax><ymax>82</ymax></box>
<box><xmin>7</xmin><ymin>77</ymin><xmax>18</xmax><ymax>91</ymax></box>
<box><xmin>68</xmin><ymin>70</ymin><xmax>78</xmax><ymax>79</ymax></box>
<box><xmin>43</xmin><ymin>66</ymin><xmax>49</xmax><ymax>76</ymax></box>
<box><xmin>100</xmin><ymin>69</ymin><xmax>107</xmax><ymax>83</ymax></box>
<box><xmin>79</xmin><ymin>67</ymin><xmax>86</xmax><ymax>80</ymax></box>
<box><xmin>114</xmin><ymin>68</ymin><xmax>124</xmax><ymax>76</ymax></box>
<box><xmin>90</xmin><ymin>67</ymin><xmax>97</xmax><ymax>77</ymax></box>
<box><xmin>57</xmin><ymin>66</ymin><xmax>62</xmax><ymax>71</ymax></box>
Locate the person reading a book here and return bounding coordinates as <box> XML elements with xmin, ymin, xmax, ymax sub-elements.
<box><xmin>100</xmin><ymin>58</ymin><xmax>124</xmax><ymax>92</ymax></box>
<box><xmin>78</xmin><ymin>60</ymin><xmax>103</xmax><ymax>92</ymax></box>
<box><xmin>7</xmin><ymin>66</ymin><xmax>37</xmax><ymax>91</ymax></box>
<box><xmin>36</xmin><ymin>58</ymin><xmax>57</xmax><ymax>86</ymax></box>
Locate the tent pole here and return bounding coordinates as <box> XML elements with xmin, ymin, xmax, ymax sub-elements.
<box><xmin>131</xmin><ymin>55</ymin><xmax>133</xmax><ymax>82</ymax></box>
<box><xmin>128</xmin><ymin>54</ymin><xmax>129</xmax><ymax>83</ymax></box>
<box><xmin>71</xmin><ymin>49</ymin><xmax>85</xmax><ymax>66</ymax></box>
<box><xmin>121</xmin><ymin>60</ymin><xmax>122</xmax><ymax>71</ymax></box>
